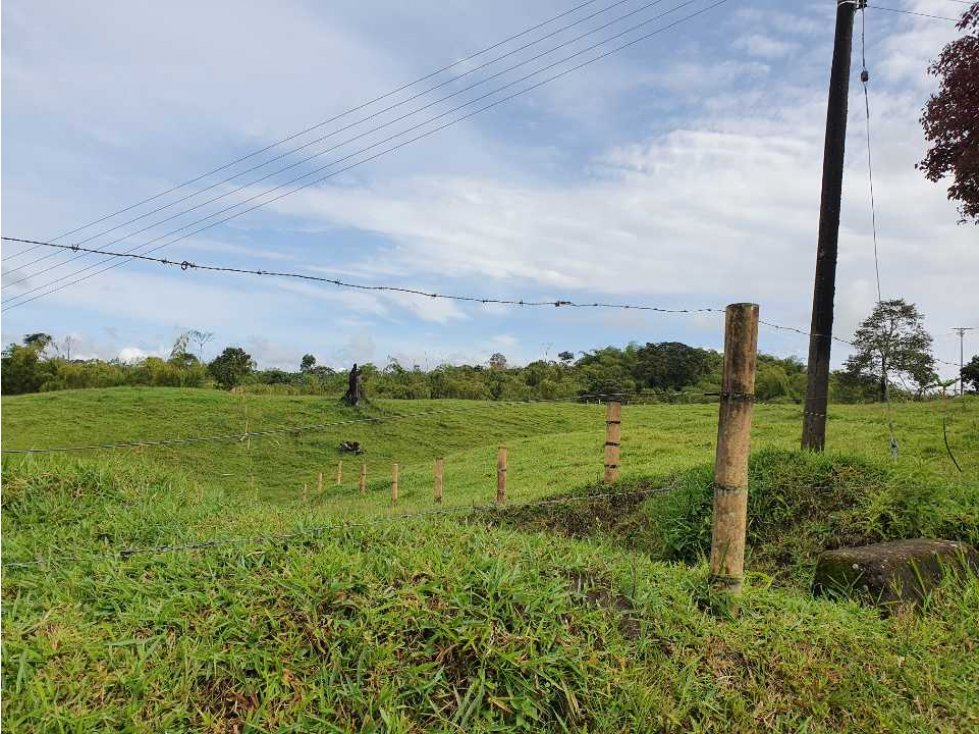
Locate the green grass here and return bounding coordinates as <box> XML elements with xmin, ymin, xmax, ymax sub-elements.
<box><xmin>3</xmin><ymin>387</ymin><xmax>977</xmax><ymax>513</ymax></box>
<box><xmin>2</xmin><ymin>460</ymin><xmax>978</xmax><ymax>732</ymax></box>
<box><xmin>3</xmin><ymin>389</ymin><xmax>979</xmax><ymax>731</ymax></box>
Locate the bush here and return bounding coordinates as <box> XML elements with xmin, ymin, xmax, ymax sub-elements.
<box><xmin>644</xmin><ymin>449</ymin><xmax>979</xmax><ymax>583</ymax></box>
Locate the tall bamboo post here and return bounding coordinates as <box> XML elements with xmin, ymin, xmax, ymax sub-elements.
<box><xmin>708</xmin><ymin>303</ymin><xmax>759</xmax><ymax>614</ymax></box>
<box><xmin>434</xmin><ymin>457</ymin><xmax>444</xmax><ymax>504</ymax></box>
<box><xmin>604</xmin><ymin>401</ymin><xmax>622</xmax><ymax>483</ymax></box>
<box><xmin>496</xmin><ymin>447</ymin><xmax>508</xmax><ymax>506</ymax></box>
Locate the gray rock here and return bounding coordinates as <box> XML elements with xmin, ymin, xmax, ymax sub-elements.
<box><xmin>813</xmin><ymin>539</ymin><xmax>979</xmax><ymax>608</ymax></box>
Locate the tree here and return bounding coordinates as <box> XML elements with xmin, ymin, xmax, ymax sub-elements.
<box><xmin>844</xmin><ymin>299</ymin><xmax>935</xmax><ymax>400</ymax></box>
<box><xmin>169</xmin><ymin>332</ymin><xmax>199</xmax><ymax>367</ymax></box>
<box><xmin>188</xmin><ymin>330</ymin><xmax>214</xmax><ymax>362</ymax></box>
<box><xmin>558</xmin><ymin>351</ymin><xmax>575</xmax><ymax>365</ymax></box>
<box><xmin>919</xmin><ymin>4</ymin><xmax>979</xmax><ymax>224</ymax></box>
<box><xmin>300</xmin><ymin>354</ymin><xmax>317</xmax><ymax>373</ymax></box>
<box><xmin>635</xmin><ymin>341</ymin><xmax>718</xmax><ymax>391</ymax></box>
<box><xmin>962</xmin><ymin>354</ymin><xmax>979</xmax><ymax>393</ymax></box>
<box><xmin>488</xmin><ymin>353</ymin><xmax>508</xmax><ymax>370</ymax></box>
<box><xmin>23</xmin><ymin>333</ymin><xmax>53</xmax><ymax>353</ymax></box>
<box><xmin>207</xmin><ymin>347</ymin><xmax>254</xmax><ymax>389</ymax></box>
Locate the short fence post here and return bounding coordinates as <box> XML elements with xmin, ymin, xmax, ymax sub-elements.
<box><xmin>434</xmin><ymin>457</ymin><xmax>444</xmax><ymax>504</ymax></box>
<box><xmin>391</xmin><ymin>463</ymin><xmax>400</xmax><ymax>505</ymax></box>
<box><xmin>604</xmin><ymin>401</ymin><xmax>622</xmax><ymax>483</ymax></box>
<box><xmin>496</xmin><ymin>447</ymin><xmax>508</xmax><ymax>506</ymax></box>
<box><xmin>317</xmin><ymin>471</ymin><xmax>323</xmax><ymax>494</ymax></box>
<box><xmin>708</xmin><ymin>303</ymin><xmax>759</xmax><ymax>615</ymax></box>
<box><xmin>336</xmin><ymin>461</ymin><xmax>343</xmax><ymax>486</ymax></box>
<box><xmin>303</xmin><ymin>483</ymin><xmax>309</xmax><ymax>503</ymax></box>
<box><xmin>359</xmin><ymin>463</ymin><xmax>367</xmax><ymax>495</ymax></box>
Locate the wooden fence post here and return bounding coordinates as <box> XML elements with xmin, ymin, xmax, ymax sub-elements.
<box><xmin>434</xmin><ymin>457</ymin><xmax>444</xmax><ymax>504</ymax></box>
<box><xmin>317</xmin><ymin>471</ymin><xmax>323</xmax><ymax>494</ymax></box>
<box><xmin>359</xmin><ymin>463</ymin><xmax>367</xmax><ymax>495</ymax></box>
<box><xmin>391</xmin><ymin>463</ymin><xmax>399</xmax><ymax>505</ymax></box>
<box><xmin>604</xmin><ymin>401</ymin><xmax>622</xmax><ymax>483</ymax></box>
<box><xmin>336</xmin><ymin>461</ymin><xmax>343</xmax><ymax>486</ymax></box>
<box><xmin>496</xmin><ymin>447</ymin><xmax>508</xmax><ymax>505</ymax></box>
<box><xmin>708</xmin><ymin>303</ymin><xmax>759</xmax><ymax>614</ymax></box>
<box><xmin>303</xmin><ymin>483</ymin><xmax>308</xmax><ymax>503</ymax></box>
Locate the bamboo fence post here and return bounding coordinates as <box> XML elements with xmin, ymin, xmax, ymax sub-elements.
<box><xmin>317</xmin><ymin>471</ymin><xmax>323</xmax><ymax>494</ymax></box>
<box><xmin>359</xmin><ymin>463</ymin><xmax>367</xmax><ymax>495</ymax></box>
<box><xmin>336</xmin><ymin>461</ymin><xmax>343</xmax><ymax>486</ymax></box>
<box><xmin>604</xmin><ymin>401</ymin><xmax>622</xmax><ymax>483</ymax></box>
<box><xmin>708</xmin><ymin>303</ymin><xmax>759</xmax><ymax>615</ymax></box>
<box><xmin>434</xmin><ymin>457</ymin><xmax>444</xmax><ymax>504</ymax></box>
<box><xmin>391</xmin><ymin>463</ymin><xmax>399</xmax><ymax>505</ymax></box>
<box><xmin>496</xmin><ymin>447</ymin><xmax>508</xmax><ymax>506</ymax></box>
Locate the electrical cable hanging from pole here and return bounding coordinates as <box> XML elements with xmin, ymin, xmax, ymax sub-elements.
<box><xmin>0</xmin><ymin>0</ymin><xmax>610</xmax><ymax>264</ymax></box>
<box><xmin>1</xmin><ymin>0</ymin><xmax>731</xmax><ymax>311</ymax></box>
<box><xmin>859</xmin><ymin>4</ymin><xmax>899</xmax><ymax>459</ymax></box>
<box><xmin>1</xmin><ymin>0</ymin><xmax>704</xmax><ymax>300</ymax></box>
<box><xmin>4</xmin><ymin>0</ymin><xmax>663</xmax><ymax>279</ymax></box>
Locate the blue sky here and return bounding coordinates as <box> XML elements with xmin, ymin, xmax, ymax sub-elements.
<box><xmin>1</xmin><ymin>0</ymin><xmax>975</xmax><ymax>376</ymax></box>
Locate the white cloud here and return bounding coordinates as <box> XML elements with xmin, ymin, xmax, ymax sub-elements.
<box><xmin>732</xmin><ymin>34</ymin><xmax>801</xmax><ymax>59</ymax></box>
<box><xmin>118</xmin><ymin>346</ymin><xmax>152</xmax><ymax>363</ymax></box>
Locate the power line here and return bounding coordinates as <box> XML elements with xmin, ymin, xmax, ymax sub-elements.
<box><xmin>2</xmin><ymin>0</ymin><xmax>700</xmax><ymax>301</ymax></box>
<box><xmin>859</xmin><ymin>7</ymin><xmax>899</xmax><ymax>459</ymax></box>
<box><xmin>0</xmin><ymin>0</ymin><xmax>608</xmax><ymax>264</ymax></box>
<box><xmin>1</xmin><ymin>0</ymin><xmax>731</xmax><ymax>311</ymax></box>
<box><xmin>5</xmin><ymin>0</ymin><xmax>656</xmax><ymax>278</ymax></box>
<box><xmin>867</xmin><ymin>4</ymin><xmax>961</xmax><ymax>22</ymax></box>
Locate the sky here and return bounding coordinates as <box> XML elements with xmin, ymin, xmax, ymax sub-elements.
<box><xmin>1</xmin><ymin>0</ymin><xmax>976</xmax><ymax>376</ymax></box>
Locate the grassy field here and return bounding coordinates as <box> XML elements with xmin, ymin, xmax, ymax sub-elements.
<box><xmin>3</xmin><ymin>387</ymin><xmax>977</xmax><ymax>512</ymax></box>
<box><xmin>2</xmin><ymin>389</ymin><xmax>979</xmax><ymax>731</ymax></box>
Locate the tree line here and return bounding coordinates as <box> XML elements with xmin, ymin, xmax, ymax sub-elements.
<box><xmin>4</xmin><ymin>300</ymin><xmax>976</xmax><ymax>401</ymax></box>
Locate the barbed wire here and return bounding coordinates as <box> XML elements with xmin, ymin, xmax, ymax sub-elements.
<box><xmin>0</xmin><ymin>479</ymin><xmax>689</xmax><ymax>569</ymax></box>
<box><xmin>0</xmin><ymin>237</ymin><xmax>723</xmax><ymax>315</ymax></box>
<box><xmin>4</xmin><ymin>237</ymin><xmax>959</xmax><ymax>371</ymax></box>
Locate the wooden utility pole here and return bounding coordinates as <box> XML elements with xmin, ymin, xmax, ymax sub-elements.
<box><xmin>434</xmin><ymin>457</ymin><xmax>444</xmax><ymax>504</ymax></box>
<box><xmin>802</xmin><ymin>0</ymin><xmax>863</xmax><ymax>452</ymax></box>
<box><xmin>603</xmin><ymin>401</ymin><xmax>622</xmax><ymax>483</ymax></box>
<box><xmin>496</xmin><ymin>447</ymin><xmax>508</xmax><ymax>505</ymax></box>
<box><xmin>709</xmin><ymin>303</ymin><xmax>759</xmax><ymax>614</ymax></box>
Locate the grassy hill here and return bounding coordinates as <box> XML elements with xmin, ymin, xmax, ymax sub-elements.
<box><xmin>3</xmin><ymin>390</ymin><xmax>978</xmax><ymax>731</ymax></box>
<box><xmin>3</xmin><ymin>388</ymin><xmax>976</xmax><ymax>511</ymax></box>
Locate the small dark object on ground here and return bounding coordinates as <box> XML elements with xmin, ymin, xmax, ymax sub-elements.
<box><xmin>813</xmin><ymin>539</ymin><xmax>979</xmax><ymax>609</ymax></box>
<box><xmin>339</xmin><ymin>441</ymin><xmax>363</xmax><ymax>454</ymax></box>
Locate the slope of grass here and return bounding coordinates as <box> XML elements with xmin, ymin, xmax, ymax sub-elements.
<box><xmin>3</xmin><ymin>388</ymin><xmax>976</xmax><ymax>513</ymax></box>
<box><xmin>489</xmin><ymin>449</ymin><xmax>979</xmax><ymax>585</ymax></box>
<box><xmin>3</xmin><ymin>460</ymin><xmax>979</xmax><ymax>732</ymax></box>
